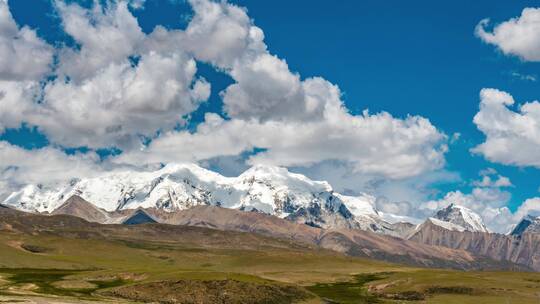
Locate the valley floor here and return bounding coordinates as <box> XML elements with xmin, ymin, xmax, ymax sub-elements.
<box><xmin>0</xmin><ymin>218</ymin><xmax>539</xmax><ymax>303</ymax></box>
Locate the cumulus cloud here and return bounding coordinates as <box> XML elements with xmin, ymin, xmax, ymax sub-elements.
<box><xmin>39</xmin><ymin>50</ymin><xmax>210</xmax><ymax>149</ymax></box>
<box><xmin>514</xmin><ymin>197</ymin><xmax>540</xmax><ymax>219</ymax></box>
<box><xmin>183</xmin><ymin>0</ymin><xmax>266</xmax><ymax>69</ymax></box>
<box><xmin>476</xmin><ymin>8</ymin><xmax>540</xmax><ymax>61</ymax></box>
<box><xmin>0</xmin><ymin>80</ymin><xmax>40</xmax><ymax>132</ymax></box>
<box><xmin>1</xmin><ymin>1</ymin><xmax>210</xmax><ymax>149</ymax></box>
<box><xmin>117</xmin><ymin>108</ymin><xmax>446</xmax><ymax>179</ymax></box>
<box><xmin>0</xmin><ymin>0</ymin><xmax>53</xmax><ymax>81</ymax></box>
<box><xmin>1</xmin><ymin>0</ymin><xmax>447</xmax><ymax>196</ymax></box>
<box><xmin>55</xmin><ymin>1</ymin><xmax>143</xmax><ymax>80</ymax></box>
<box><xmin>115</xmin><ymin>0</ymin><xmax>447</xmax><ymax>179</ymax></box>
<box><xmin>472</xmin><ymin>88</ymin><xmax>540</xmax><ymax>168</ymax></box>
<box><xmin>0</xmin><ymin>0</ymin><xmax>53</xmax><ymax>134</ymax></box>
<box><xmin>0</xmin><ymin>141</ymin><xmax>105</xmax><ymax>201</ymax></box>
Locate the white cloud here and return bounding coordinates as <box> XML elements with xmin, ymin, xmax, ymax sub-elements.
<box><xmin>0</xmin><ymin>0</ymin><xmax>53</xmax><ymax>81</ymax></box>
<box><xmin>0</xmin><ymin>141</ymin><xmax>105</xmax><ymax>201</ymax></box>
<box><xmin>1</xmin><ymin>0</ymin><xmax>447</xmax><ymax>197</ymax></box>
<box><xmin>472</xmin><ymin>168</ymin><xmax>512</xmax><ymax>188</ymax></box>
<box><xmin>514</xmin><ymin>197</ymin><xmax>540</xmax><ymax>219</ymax></box>
<box><xmin>183</xmin><ymin>0</ymin><xmax>266</xmax><ymax>69</ymax></box>
<box><xmin>117</xmin><ymin>106</ymin><xmax>446</xmax><ymax>179</ymax></box>
<box><xmin>0</xmin><ymin>80</ymin><xmax>40</xmax><ymax>132</ymax></box>
<box><xmin>511</xmin><ymin>71</ymin><xmax>537</xmax><ymax>82</ymax></box>
<box><xmin>1</xmin><ymin>1</ymin><xmax>210</xmax><ymax>149</ymax></box>
<box><xmin>129</xmin><ymin>0</ymin><xmax>146</xmax><ymax>10</ymax></box>
<box><xmin>55</xmin><ymin>1</ymin><xmax>145</xmax><ymax>81</ymax></box>
<box><xmin>472</xmin><ymin>88</ymin><xmax>540</xmax><ymax>168</ymax></box>
<box><xmin>476</xmin><ymin>8</ymin><xmax>540</xmax><ymax>61</ymax></box>
<box><xmin>39</xmin><ymin>50</ymin><xmax>210</xmax><ymax>149</ymax></box>
<box><xmin>115</xmin><ymin>0</ymin><xmax>447</xmax><ymax>179</ymax></box>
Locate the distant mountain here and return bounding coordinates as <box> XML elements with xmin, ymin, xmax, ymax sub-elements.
<box><xmin>3</xmin><ymin>203</ymin><xmax>520</xmax><ymax>271</ymax></box>
<box><xmin>511</xmin><ymin>215</ymin><xmax>540</xmax><ymax>236</ymax></box>
<box><xmin>52</xmin><ymin>195</ymin><xmax>111</xmax><ymax>223</ymax></box>
<box><xmin>122</xmin><ymin>209</ymin><xmax>157</xmax><ymax>225</ymax></box>
<box><xmin>431</xmin><ymin>204</ymin><xmax>489</xmax><ymax>233</ymax></box>
<box><xmin>3</xmin><ymin>192</ymin><xmax>536</xmax><ymax>271</ymax></box>
<box><xmin>408</xmin><ymin>219</ymin><xmax>540</xmax><ymax>271</ymax></box>
<box><xmin>2</xmin><ymin>164</ymin><xmax>395</xmax><ymax>233</ymax></box>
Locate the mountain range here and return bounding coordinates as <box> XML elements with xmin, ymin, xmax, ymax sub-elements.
<box><xmin>2</xmin><ymin>163</ymin><xmax>540</xmax><ymax>271</ymax></box>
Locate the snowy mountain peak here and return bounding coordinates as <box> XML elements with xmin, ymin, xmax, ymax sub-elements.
<box><xmin>1</xmin><ymin>163</ymin><xmax>391</xmax><ymax>232</ymax></box>
<box><xmin>511</xmin><ymin>215</ymin><xmax>540</xmax><ymax>236</ymax></box>
<box><xmin>238</xmin><ymin>165</ymin><xmax>332</xmax><ymax>191</ymax></box>
<box><xmin>432</xmin><ymin>203</ymin><xmax>489</xmax><ymax>233</ymax></box>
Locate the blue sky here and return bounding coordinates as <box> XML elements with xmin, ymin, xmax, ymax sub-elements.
<box><xmin>1</xmin><ymin>0</ymin><xmax>540</xmax><ymax>230</ymax></box>
<box><xmin>231</xmin><ymin>0</ymin><xmax>540</xmax><ymax>210</ymax></box>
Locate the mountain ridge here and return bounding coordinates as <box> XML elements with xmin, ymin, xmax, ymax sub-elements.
<box><xmin>0</xmin><ymin>202</ymin><xmax>524</xmax><ymax>271</ymax></box>
<box><xmin>1</xmin><ymin>163</ymin><xmax>394</xmax><ymax>233</ymax></box>
<box><xmin>432</xmin><ymin>203</ymin><xmax>489</xmax><ymax>233</ymax></box>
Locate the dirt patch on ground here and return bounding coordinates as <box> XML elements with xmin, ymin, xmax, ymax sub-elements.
<box><xmin>7</xmin><ymin>283</ymin><xmax>39</xmax><ymax>292</ymax></box>
<box><xmin>0</xmin><ymin>224</ymin><xmax>15</xmax><ymax>232</ymax></box>
<box><xmin>52</xmin><ymin>280</ymin><xmax>97</xmax><ymax>290</ymax></box>
<box><xmin>5</xmin><ymin>240</ymin><xmax>24</xmax><ymax>251</ymax></box>
<box><xmin>104</xmin><ymin>279</ymin><xmax>312</xmax><ymax>304</ymax></box>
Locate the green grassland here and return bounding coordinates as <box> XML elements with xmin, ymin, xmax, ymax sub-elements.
<box><xmin>1</xmin><ymin>227</ymin><xmax>540</xmax><ymax>303</ymax></box>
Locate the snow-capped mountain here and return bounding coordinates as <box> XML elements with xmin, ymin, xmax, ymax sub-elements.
<box><xmin>511</xmin><ymin>215</ymin><xmax>540</xmax><ymax>236</ymax></box>
<box><xmin>2</xmin><ymin>163</ymin><xmax>390</xmax><ymax>232</ymax></box>
<box><xmin>431</xmin><ymin>203</ymin><xmax>489</xmax><ymax>233</ymax></box>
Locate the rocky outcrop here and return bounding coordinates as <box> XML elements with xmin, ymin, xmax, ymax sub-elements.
<box><xmin>52</xmin><ymin>195</ymin><xmax>111</xmax><ymax>223</ymax></box>
<box><xmin>145</xmin><ymin>205</ymin><xmax>523</xmax><ymax>271</ymax></box>
<box><xmin>408</xmin><ymin>220</ymin><xmax>540</xmax><ymax>271</ymax></box>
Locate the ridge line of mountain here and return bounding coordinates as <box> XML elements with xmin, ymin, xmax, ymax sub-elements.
<box><xmin>4</xmin><ymin>163</ymin><xmax>519</xmax><ymax>238</ymax></box>
<box><xmin>0</xmin><ymin>197</ymin><xmax>529</xmax><ymax>272</ymax></box>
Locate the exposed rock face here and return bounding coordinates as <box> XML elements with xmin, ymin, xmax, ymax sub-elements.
<box><xmin>432</xmin><ymin>204</ymin><xmax>489</xmax><ymax>232</ymax></box>
<box><xmin>140</xmin><ymin>205</ymin><xmax>522</xmax><ymax>271</ymax></box>
<box><xmin>408</xmin><ymin>220</ymin><xmax>540</xmax><ymax>271</ymax></box>
<box><xmin>0</xmin><ymin>197</ymin><xmax>528</xmax><ymax>271</ymax></box>
<box><xmin>386</xmin><ymin>221</ymin><xmax>417</xmax><ymax>238</ymax></box>
<box><xmin>52</xmin><ymin>195</ymin><xmax>111</xmax><ymax>223</ymax></box>
<box><xmin>511</xmin><ymin>215</ymin><xmax>540</xmax><ymax>236</ymax></box>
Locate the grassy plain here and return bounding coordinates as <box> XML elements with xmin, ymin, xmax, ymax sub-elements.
<box><xmin>0</xmin><ymin>225</ymin><xmax>539</xmax><ymax>303</ymax></box>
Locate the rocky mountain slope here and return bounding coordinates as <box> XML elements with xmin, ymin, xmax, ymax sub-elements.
<box><xmin>0</xmin><ymin>203</ymin><xmax>521</xmax><ymax>271</ymax></box>
<box><xmin>408</xmin><ymin>219</ymin><xmax>540</xmax><ymax>271</ymax></box>
<box><xmin>5</xmin><ymin>190</ymin><xmax>539</xmax><ymax>271</ymax></box>
<box><xmin>2</xmin><ymin>164</ymin><xmax>394</xmax><ymax>233</ymax></box>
